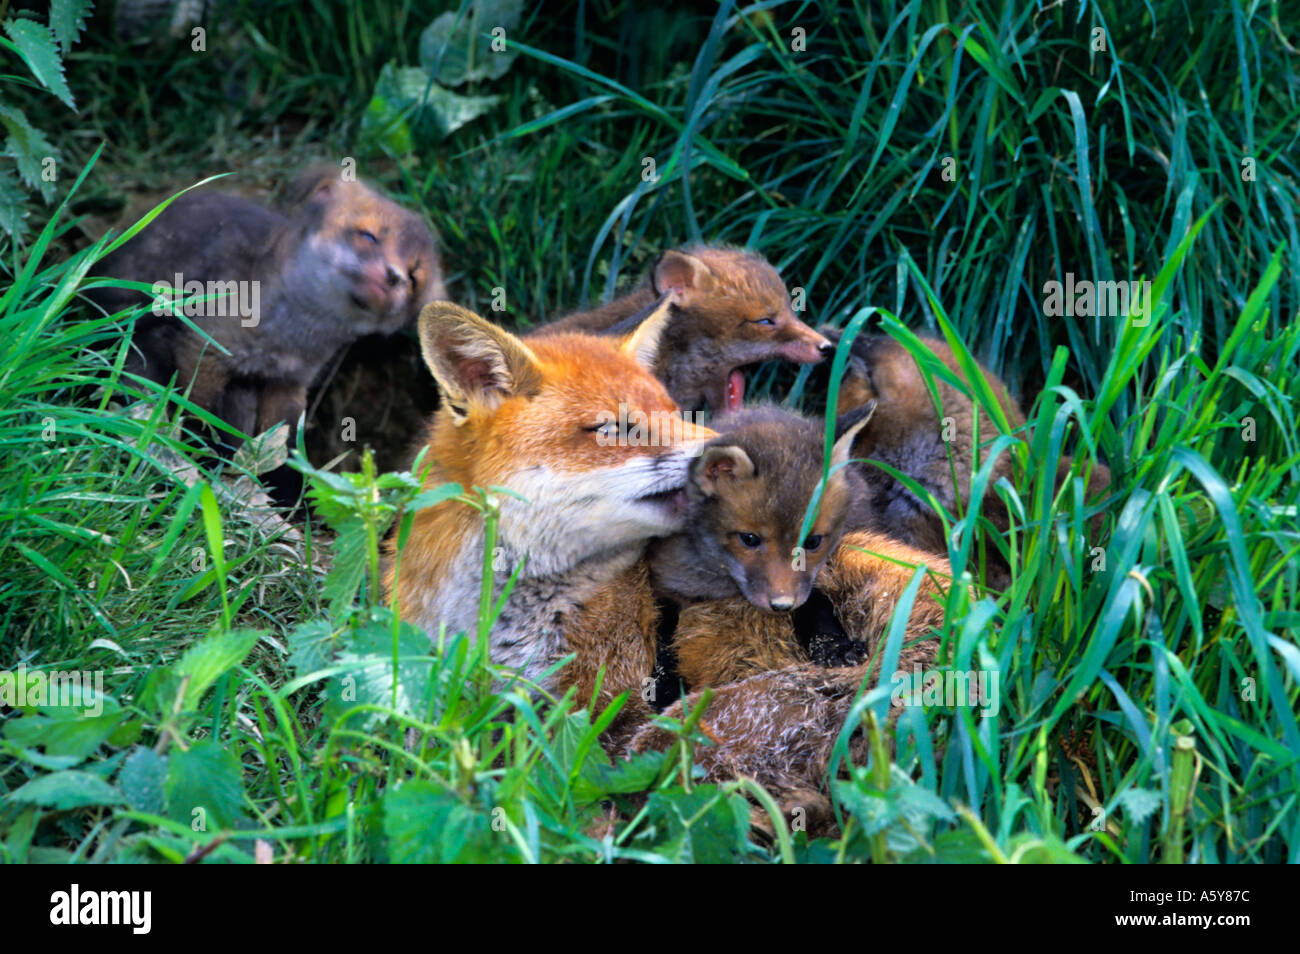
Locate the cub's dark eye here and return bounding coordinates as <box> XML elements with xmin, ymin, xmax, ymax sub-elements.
<box><xmin>752</xmin><ymin>314</ymin><xmax>776</xmax><ymax>326</ymax></box>
<box><xmin>803</xmin><ymin>534</ymin><xmax>824</xmax><ymax>551</ymax></box>
<box><xmin>737</xmin><ymin>532</ymin><xmax>762</xmax><ymax>548</ymax></box>
<box><xmin>356</xmin><ymin>230</ymin><xmax>379</xmax><ymax>245</ymax></box>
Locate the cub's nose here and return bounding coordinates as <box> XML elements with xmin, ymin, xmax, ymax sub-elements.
<box><xmin>385</xmin><ymin>265</ymin><xmax>402</xmax><ymax>287</ymax></box>
<box><xmin>818</xmin><ymin>339</ymin><xmax>836</xmax><ymax>357</ymax></box>
<box><xmin>769</xmin><ymin>596</ymin><xmax>795</xmax><ymax>612</ymax></box>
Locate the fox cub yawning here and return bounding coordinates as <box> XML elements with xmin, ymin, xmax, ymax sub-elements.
<box><xmin>88</xmin><ymin>166</ymin><xmax>444</xmax><ymax>439</ymax></box>
<box><xmin>534</xmin><ymin>246</ymin><xmax>833</xmax><ymax>414</ymax></box>
<box><xmin>387</xmin><ymin>299</ymin><xmax>714</xmax><ymax>737</ymax></box>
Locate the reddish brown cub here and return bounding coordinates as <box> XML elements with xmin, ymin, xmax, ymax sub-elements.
<box><xmin>535</xmin><ymin>246</ymin><xmax>833</xmax><ymax>413</ymax></box>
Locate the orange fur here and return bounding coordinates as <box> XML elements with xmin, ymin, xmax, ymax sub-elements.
<box><xmin>387</xmin><ymin>301</ymin><xmax>715</xmax><ymax>740</ymax></box>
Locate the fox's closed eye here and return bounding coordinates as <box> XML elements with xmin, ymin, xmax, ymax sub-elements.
<box><xmin>356</xmin><ymin>229</ymin><xmax>378</xmax><ymax>244</ymax></box>
<box><xmin>751</xmin><ymin>314</ymin><xmax>776</xmax><ymax>326</ymax></box>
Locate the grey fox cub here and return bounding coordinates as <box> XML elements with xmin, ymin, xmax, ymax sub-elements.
<box><xmin>89</xmin><ymin>166</ymin><xmax>444</xmax><ymax>439</ymax></box>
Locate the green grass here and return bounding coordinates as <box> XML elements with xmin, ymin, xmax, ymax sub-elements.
<box><xmin>0</xmin><ymin>0</ymin><xmax>1296</xmax><ymax>863</ymax></box>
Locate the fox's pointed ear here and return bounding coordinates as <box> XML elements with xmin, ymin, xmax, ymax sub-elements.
<box><xmin>418</xmin><ymin>302</ymin><xmax>542</xmax><ymax>424</ymax></box>
<box><xmin>830</xmin><ymin>399</ymin><xmax>875</xmax><ymax>468</ymax></box>
<box><xmin>692</xmin><ymin>444</ymin><xmax>755</xmax><ymax>496</ymax></box>
<box><xmin>619</xmin><ymin>294</ymin><xmax>674</xmax><ymax>370</ymax></box>
<box><xmin>653</xmin><ymin>249</ymin><xmax>715</xmax><ymax>304</ymax></box>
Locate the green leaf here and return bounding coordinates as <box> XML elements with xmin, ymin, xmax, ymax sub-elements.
<box><xmin>572</xmin><ymin>749</ymin><xmax>666</xmax><ymax>802</ymax></box>
<box><xmin>322</xmin><ymin>617</ymin><xmax>436</xmax><ymax>729</ymax></box>
<box><xmin>3</xmin><ymin>18</ymin><xmax>74</xmax><ymax>109</ymax></box>
<box><xmin>418</xmin><ymin>0</ymin><xmax>523</xmax><ymax>86</ymax></box>
<box><xmin>1117</xmin><ymin>787</ymin><xmax>1163</xmax><ymax>825</ymax></box>
<box><xmin>634</xmin><ymin>786</ymin><xmax>751</xmax><ymax>864</ymax></box>
<box><xmin>322</xmin><ymin>520</ymin><xmax>367</xmax><ymax>613</ymax></box>
<box><xmin>165</xmin><ymin>740</ymin><xmax>245</xmax><ymax>830</ymax></box>
<box><xmin>0</xmin><ymin>167</ymin><xmax>28</xmax><ymax>238</ymax></box>
<box><xmin>1007</xmin><ymin>833</ymin><xmax>1089</xmax><ymax>864</ymax></box>
<box><xmin>141</xmin><ymin>629</ymin><xmax>262</xmax><ymax>716</ymax></box>
<box><xmin>10</xmin><ymin>770</ymin><xmax>125</xmax><ymax>809</ymax></box>
<box><xmin>0</xmin><ymin>103</ymin><xmax>58</xmax><ymax>202</ymax></box>
<box><xmin>174</xmin><ymin>629</ymin><xmax>261</xmax><ymax>711</ymax></box>
<box><xmin>119</xmin><ymin>747</ymin><xmax>168</xmax><ymax>814</ymax></box>
<box><xmin>50</xmin><ymin>0</ymin><xmax>93</xmax><ymax>54</ymax></box>
<box><xmin>364</xmin><ymin>62</ymin><xmax>501</xmax><ymax>151</ymax></box>
<box><xmin>383</xmin><ymin>782</ymin><xmax>504</xmax><ymax>863</ymax></box>
<box><xmin>2</xmin><ymin>695</ymin><xmax>125</xmax><ymax>761</ymax></box>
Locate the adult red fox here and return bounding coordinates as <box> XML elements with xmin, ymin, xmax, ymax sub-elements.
<box><xmin>386</xmin><ymin>299</ymin><xmax>715</xmax><ymax>735</ymax></box>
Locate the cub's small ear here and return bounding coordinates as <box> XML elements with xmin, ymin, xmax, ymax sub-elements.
<box><xmin>692</xmin><ymin>444</ymin><xmax>755</xmax><ymax>496</ymax></box>
<box><xmin>282</xmin><ymin>163</ymin><xmax>346</xmax><ymax>207</ymax></box>
<box><xmin>653</xmin><ymin>249</ymin><xmax>716</xmax><ymax>304</ymax></box>
<box><xmin>820</xmin><ymin>325</ymin><xmax>870</xmax><ymax>380</ymax></box>
<box><xmin>830</xmin><ymin>400</ymin><xmax>876</xmax><ymax>468</ymax></box>
<box><xmin>418</xmin><ymin>302</ymin><xmax>542</xmax><ymax>424</ymax></box>
<box><xmin>619</xmin><ymin>294</ymin><xmax>674</xmax><ymax>371</ymax></box>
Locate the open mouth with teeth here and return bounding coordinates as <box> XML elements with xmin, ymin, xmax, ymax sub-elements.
<box><xmin>724</xmin><ymin>367</ymin><xmax>746</xmax><ymax>412</ymax></box>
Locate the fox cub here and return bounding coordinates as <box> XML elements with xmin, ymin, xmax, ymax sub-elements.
<box><xmin>89</xmin><ymin>166</ymin><xmax>444</xmax><ymax>439</ymax></box>
<box><xmin>647</xmin><ymin>404</ymin><xmax>873</xmax><ymax>615</ymax></box>
<box><xmin>387</xmin><ymin>298</ymin><xmax>714</xmax><ymax>739</ymax></box>
<box><xmin>534</xmin><ymin>246</ymin><xmax>832</xmax><ymax>414</ymax></box>
<box><xmin>823</xmin><ymin>330</ymin><xmax>1111</xmax><ymax>556</ymax></box>
<box><xmin>645</xmin><ymin>403</ymin><xmax>952</xmax><ymax>698</ymax></box>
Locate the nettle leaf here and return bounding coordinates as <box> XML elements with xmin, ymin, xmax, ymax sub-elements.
<box><xmin>1008</xmin><ymin>833</ymin><xmax>1089</xmax><ymax>864</ymax></box>
<box><xmin>10</xmin><ymin>770</ymin><xmax>126</xmax><ymax>810</ymax></box>
<box><xmin>119</xmin><ymin>746</ymin><xmax>168</xmax><ymax>814</ymax></box>
<box><xmin>634</xmin><ymin>786</ymin><xmax>751</xmax><ymax>863</ymax></box>
<box><xmin>908</xmin><ymin>828</ymin><xmax>997</xmax><ymax>864</ymax></box>
<box><xmin>2</xmin><ymin>694</ymin><xmax>125</xmax><ymax>761</ymax></box>
<box><xmin>833</xmin><ymin>765</ymin><xmax>955</xmax><ymax>856</ymax></box>
<box><xmin>322</xmin><ymin>520</ymin><xmax>368</xmax><ymax>613</ymax></box>
<box><xmin>164</xmin><ymin>740</ymin><xmax>245</xmax><ymax>830</ymax></box>
<box><xmin>50</xmin><ymin>0</ymin><xmax>93</xmax><ymax>54</ymax></box>
<box><xmin>0</xmin><ymin>741</ymin><xmax>82</xmax><ymax>771</ymax></box>
<box><xmin>3</xmin><ymin>18</ymin><xmax>75</xmax><ymax>109</ymax></box>
<box><xmin>1117</xmin><ymin>787</ymin><xmax>1163</xmax><ymax>825</ymax></box>
<box><xmin>383</xmin><ymin>781</ymin><xmax>505</xmax><ymax>863</ymax></box>
<box><xmin>0</xmin><ymin>168</ymin><xmax>28</xmax><ymax>238</ymax></box>
<box><xmin>0</xmin><ymin>104</ymin><xmax>57</xmax><ymax>202</ymax></box>
<box><xmin>572</xmin><ymin>749</ymin><xmax>666</xmax><ymax>802</ymax></box>
<box><xmin>146</xmin><ymin>629</ymin><xmax>261</xmax><ymax>717</ymax></box>
<box><xmin>287</xmin><ymin>619</ymin><xmax>337</xmax><ymax>679</ymax></box>
<box><xmin>362</xmin><ymin>63</ymin><xmax>501</xmax><ymax>152</ymax></box>
<box><xmin>418</xmin><ymin>0</ymin><xmax>522</xmax><ymax>86</ymax></box>
<box><xmin>321</xmin><ymin>616</ymin><xmax>437</xmax><ymax>730</ymax></box>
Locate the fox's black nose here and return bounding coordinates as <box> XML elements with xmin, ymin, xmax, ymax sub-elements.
<box><xmin>770</xmin><ymin>597</ymin><xmax>795</xmax><ymax>612</ymax></box>
<box><xmin>818</xmin><ymin>340</ymin><xmax>836</xmax><ymax>356</ymax></box>
<box><xmin>385</xmin><ymin>266</ymin><xmax>401</xmax><ymax>287</ymax></box>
